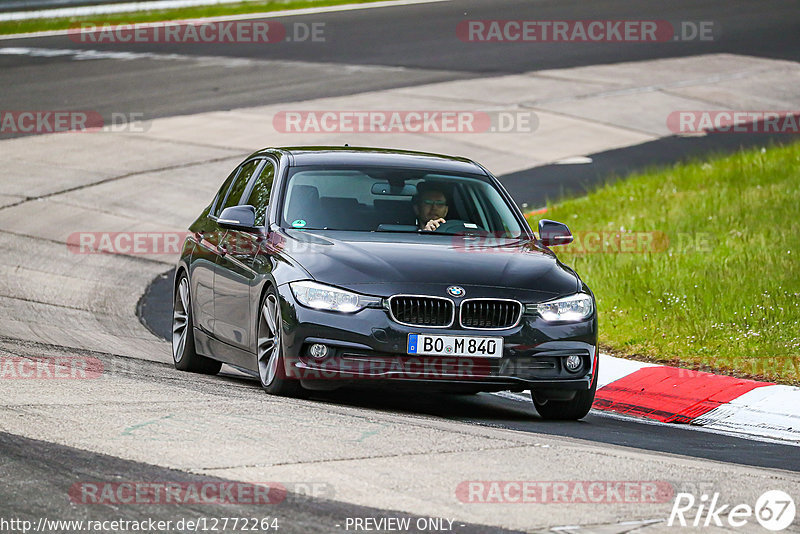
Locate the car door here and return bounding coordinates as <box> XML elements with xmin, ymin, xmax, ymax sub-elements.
<box><xmin>191</xmin><ymin>165</ymin><xmax>242</xmax><ymax>335</ymax></box>
<box><xmin>212</xmin><ymin>158</ymin><xmax>268</xmax><ymax>352</ymax></box>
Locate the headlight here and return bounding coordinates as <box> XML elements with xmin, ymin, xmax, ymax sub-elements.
<box><xmin>290</xmin><ymin>281</ymin><xmax>381</xmax><ymax>313</ymax></box>
<box><xmin>527</xmin><ymin>293</ymin><xmax>594</xmax><ymax>322</ymax></box>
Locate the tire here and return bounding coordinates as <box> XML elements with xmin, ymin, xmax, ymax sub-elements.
<box><xmin>532</xmin><ymin>364</ymin><xmax>598</xmax><ymax>421</ymax></box>
<box><xmin>172</xmin><ymin>273</ymin><xmax>222</xmax><ymax>375</ymax></box>
<box><xmin>256</xmin><ymin>287</ymin><xmax>304</xmax><ymax>397</ymax></box>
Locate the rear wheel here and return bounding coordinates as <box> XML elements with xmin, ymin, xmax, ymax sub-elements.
<box><xmin>172</xmin><ymin>274</ymin><xmax>222</xmax><ymax>375</ymax></box>
<box><xmin>257</xmin><ymin>288</ymin><xmax>304</xmax><ymax>397</ymax></box>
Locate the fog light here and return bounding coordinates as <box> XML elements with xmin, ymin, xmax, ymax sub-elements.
<box><xmin>565</xmin><ymin>355</ymin><xmax>582</xmax><ymax>372</ymax></box>
<box><xmin>308</xmin><ymin>343</ymin><xmax>329</xmax><ymax>360</ymax></box>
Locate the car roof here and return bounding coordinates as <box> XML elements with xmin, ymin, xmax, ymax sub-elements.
<box><xmin>251</xmin><ymin>146</ymin><xmax>487</xmax><ymax>175</ymax></box>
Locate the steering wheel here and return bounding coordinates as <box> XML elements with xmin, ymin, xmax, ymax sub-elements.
<box><xmin>432</xmin><ymin>219</ymin><xmax>467</xmax><ymax>233</ymax></box>
<box><xmin>433</xmin><ymin>219</ymin><xmax>488</xmax><ymax>235</ymax></box>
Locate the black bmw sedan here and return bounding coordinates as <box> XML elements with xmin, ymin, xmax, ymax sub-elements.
<box><xmin>173</xmin><ymin>146</ymin><xmax>598</xmax><ymax>420</ymax></box>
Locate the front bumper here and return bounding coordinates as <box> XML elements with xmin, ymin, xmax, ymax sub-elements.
<box><xmin>276</xmin><ymin>284</ymin><xmax>597</xmax><ymax>392</ymax></box>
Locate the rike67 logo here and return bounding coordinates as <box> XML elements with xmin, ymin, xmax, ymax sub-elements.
<box><xmin>668</xmin><ymin>490</ymin><xmax>796</xmax><ymax>531</ymax></box>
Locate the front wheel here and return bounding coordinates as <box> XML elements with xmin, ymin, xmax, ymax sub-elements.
<box><xmin>256</xmin><ymin>288</ymin><xmax>304</xmax><ymax>397</ymax></box>
<box><xmin>532</xmin><ymin>368</ymin><xmax>598</xmax><ymax>420</ymax></box>
<box><xmin>172</xmin><ymin>274</ymin><xmax>222</xmax><ymax>375</ymax></box>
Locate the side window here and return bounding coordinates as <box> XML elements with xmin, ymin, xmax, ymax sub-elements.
<box><xmin>211</xmin><ymin>167</ymin><xmax>241</xmax><ymax>217</ymax></box>
<box><xmin>244</xmin><ymin>160</ymin><xmax>275</xmax><ymax>225</ymax></box>
<box><xmin>219</xmin><ymin>159</ymin><xmax>261</xmax><ymax>214</ymax></box>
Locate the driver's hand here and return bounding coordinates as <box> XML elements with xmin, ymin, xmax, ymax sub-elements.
<box><xmin>423</xmin><ymin>218</ymin><xmax>446</xmax><ymax>231</ymax></box>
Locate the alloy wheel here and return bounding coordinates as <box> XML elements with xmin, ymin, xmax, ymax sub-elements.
<box><xmin>257</xmin><ymin>294</ymin><xmax>281</xmax><ymax>386</ymax></box>
<box><xmin>172</xmin><ymin>277</ymin><xmax>190</xmax><ymax>362</ymax></box>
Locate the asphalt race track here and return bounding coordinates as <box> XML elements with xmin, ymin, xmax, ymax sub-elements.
<box><xmin>1</xmin><ymin>1</ymin><xmax>800</xmax><ymax>532</ymax></box>
<box><xmin>2</xmin><ymin>0</ymin><xmax>800</xmax><ymax>125</ymax></box>
<box><xmin>140</xmin><ymin>268</ymin><xmax>800</xmax><ymax>474</ymax></box>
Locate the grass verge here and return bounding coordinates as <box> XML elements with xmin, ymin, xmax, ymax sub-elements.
<box><xmin>0</xmin><ymin>0</ymin><xmax>385</xmax><ymax>36</ymax></box>
<box><xmin>527</xmin><ymin>142</ymin><xmax>800</xmax><ymax>385</ymax></box>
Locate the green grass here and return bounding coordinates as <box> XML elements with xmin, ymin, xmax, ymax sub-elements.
<box><xmin>0</xmin><ymin>0</ymin><xmax>385</xmax><ymax>35</ymax></box>
<box><xmin>526</xmin><ymin>142</ymin><xmax>800</xmax><ymax>384</ymax></box>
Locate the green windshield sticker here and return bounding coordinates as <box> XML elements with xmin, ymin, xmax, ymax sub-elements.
<box><xmin>292</xmin><ymin>219</ymin><xmax>307</xmax><ymax>228</ymax></box>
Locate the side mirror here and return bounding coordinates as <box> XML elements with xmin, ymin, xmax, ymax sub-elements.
<box><xmin>538</xmin><ymin>219</ymin><xmax>573</xmax><ymax>246</ymax></box>
<box><xmin>217</xmin><ymin>205</ymin><xmax>258</xmax><ymax>232</ymax></box>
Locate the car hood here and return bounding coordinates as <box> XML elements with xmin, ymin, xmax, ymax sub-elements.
<box><xmin>278</xmin><ymin>229</ymin><xmax>579</xmax><ymax>300</ymax></box>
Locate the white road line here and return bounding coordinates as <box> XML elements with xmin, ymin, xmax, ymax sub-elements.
<box><xmin>0</xmin><ymin>45</ymin><xmax>247</xmax><ymax>64</ymax></box>
<box><xmin>550</xmin><ymin>519</ymin><xmax>664</xmax><ymax>532</ymax></box>
<box><xmin>555</xmin><ymin>156</ymin><xmax>593</xmax><ymax>165</ymax></box>
<box><xmin>0</xmin><ymin>46</ymin><xmax>412</xmax><ymax>72</ymax></box>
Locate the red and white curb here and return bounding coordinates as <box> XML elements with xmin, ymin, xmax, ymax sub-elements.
<box><xmin>499</xmin><ymin>354</ymin><xmax>800</xmax><ymax>444</ymax></box>
<box><xmin>595</xmin><ymin>354</ymin><xmax>800</xmax><ymax>443</ymax></box>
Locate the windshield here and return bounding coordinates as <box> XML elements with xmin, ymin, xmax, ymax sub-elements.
<box><xmin>280</xmin><ymin>166</ymin><xmax>527</xmax><ymax>238</ymax></box>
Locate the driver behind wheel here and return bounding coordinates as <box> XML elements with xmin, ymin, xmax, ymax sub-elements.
<box><xmin>413</xmin><ymin>182</ymin><xmax>449</xmax><ymax>231</ymax></box>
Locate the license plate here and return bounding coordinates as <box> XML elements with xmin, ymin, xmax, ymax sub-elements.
<box><xmin>407</xmin><ymin>334</ymin><xmax>503</xmax><ymax>358</ymax></box>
